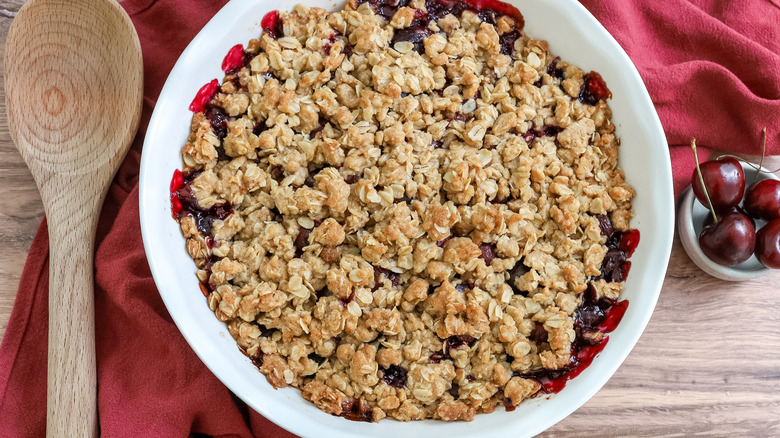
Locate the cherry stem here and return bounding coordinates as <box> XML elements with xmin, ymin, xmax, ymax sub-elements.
<box><xmin>691</xmin><ymin>138</ymin><xmax>718</xmax><ymax>224</ymax></box>
<box><xmin>752</xmin><ymin>127</ymin><xmax>767</xmax><ymax>185</ymax></box>
<box><xmin>714</xmin><ymin>153</ymin><xmax>780</xmax><ymax>174</ymax></box>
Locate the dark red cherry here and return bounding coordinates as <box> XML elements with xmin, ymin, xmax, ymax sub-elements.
<box><xmin>744</xmin><ymin>179</ymin><xmax>780</xmax><ymax>221</ymax></box>
<box><xmin>703</xmin><ymin>206</ymin><xmax>754</xmax><ymax>229</ymax></box>
<box><xmin>698</xmin><ymin>211</ymin><xmax>755</xmax><ymax>267</ymax></box>
<box><xmin>691</xmin><ymin>158</ymin><xmax>745</xmax><ymax>211</ymax></box>
<box><xmin>755</xmin><ymin>219</ymin><xmax>780</xmax><ymax>269</ymax></box>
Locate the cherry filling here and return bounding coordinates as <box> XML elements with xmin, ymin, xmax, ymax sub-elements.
<box><xmin>221</xmin><ymin>44</ymin><xmax>245</xmax><ymax>74</ymax></box>
<box><xmin>340</xmin><ymin>399</ymin><xmax>374</xmax><ymax>422</ymax></box>
<box><xmin>546</xmin><ymin>56</ymin><xmax>564</xmax><ymax>81</ymax></box>
<box><xmin>261</xmin><ymin>10</ymin><xmax>284</xmax><ymax>39</ymax></box>
<box><xmin>528</xmin><ymin>322</ymin><xmax>548</xmax><ymax>344</ymax></box>
<box><xmin>360</xmin><ymin>0</ymin><xmax>524</xmax><ymax>55</ymax></box>
<box><xmin>446</xmin><ymin>334</ymin><xmax>477</xmax><ymax>350</ymax></box>
<box><xmin>514</xmin><ymin>286</ymin><xmax>629</xmax><ymax>395</ymax></box>
<box><xmin>391</xmin><ymin>26</ymin><xmax>432</xmax><ymax>53</ymax></box>
<box><xmin>199</xmin><ymin>254</ymin><xmax>223</xmax><ymax>295</ymax></box>
<box><xmin>436</xmin><ymin>236</ymin><xmax>452</xmax><ymax>247</ymax></box>
<box><xmin>239</xmin><ymin>346</ymin><xmax>265</xmax><ymax>368</ymax></box>
<box><xmin>507</xmin><ymin>259</ymin><xmax>530</xmax><ymax>295</ymax></box>
<box><xmin>448</xmin><ymin>383</ymin><xmax>460</xmax><ymax>399</ymax></box>
<box><xmin>294</xmin><ymin>226</ymin><xmax>312</xmax><ymax>257</ymax></box>
<box><xmin>372</xmin><ymin>266</ymin><xmax>400</xmax><ymax>291</ymax></box>
<box><xmin>252</xmin><ymin>120</ymin><xmax>270</xmax><ymax>136</ymax></box>
<box><xmin>170</xmin><ymin>170</ymin><xmax>234</xmax><ymax>236</ymax></box>
<box><xmin>520</xmin><ymin>124</ymin><xmax>562</xmax><ymax>144</ymax></box>
<box><xmin>430</xmin><ymin>334</ymin><xmax>477</xmax><ymax>364</ymax></box>
<box><xmin>499</xmin><ymin>30</ymin><xmax>520</xmax><ymax>56</ymax></box>
<box><xmin>430</xmin><ymin>349</ymin><xmax>450</xmax><ymax>363</ymax></box>
<box><xmin>322</xmin><ymin>32</ymin><xmax>350</xmax><ymax>56</ymax></box>
<box><xmin>189</xmin><ymin>79</ymin><xmax>219</xmax><ymax>113</ymax></box>
<box><xmin>224</xmin><ymin>43</ymin><xmax>259</xmax><ymax>77</ymax></box>
<box><xmin>381</xmin><ymin>364</ymin><xmax>408</xmax><ymax>388</ymax></box>
<box><xmin>204</xmin><ymin>103</ymin><xmax>229</xmax><ymax>141</ymax></box>
<box><xmin>170</xmin><ymin>169</ymin><xmax>185</xmax><ymax>217</ymax></box>
<box><xmin>509</xmin><ymin>214</ymin><xmax>637</xmax><ymax>396</ymax></box>
<box><xmin>578</xmin><ymin>71</ymin><xmax>611</xmax><ymax>106</ymax></box>
<box><xmin>620</xmin><ymin>229</ymin><xmax>640</xmax><ymax>258</ymax></box>
<box><xmin>594</xmin><ymin>214</ymin><xmax>640</xmax><ymax>283</ymax></box>
<box><xmin>478</xmin><ymin>243</ymin><xmax>496</xmax><ymax>265</ymax></box>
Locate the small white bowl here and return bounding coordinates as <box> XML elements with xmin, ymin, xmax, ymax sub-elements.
<box><xmin>678</xmin><ymin>161</ymin><xmax>779</xmax><ymax>281</ymax></box>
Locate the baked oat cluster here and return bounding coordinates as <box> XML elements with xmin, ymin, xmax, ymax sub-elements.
<box><xmin>172</xmin><ymin>0</ymin><xmax>636</xmax><ymax>422</ymax></box>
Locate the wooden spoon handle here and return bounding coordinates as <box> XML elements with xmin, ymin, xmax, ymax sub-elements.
<box><xmin>45</xmin><ymin>196</ymin><xmax>100</xmax><ymax>437</ymax></box>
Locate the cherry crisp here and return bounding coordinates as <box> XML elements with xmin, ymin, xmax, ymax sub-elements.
<box><xmin>172</xmin><ymin>0</ymin><xmax>636</xmax><ymax>422</ymax></box>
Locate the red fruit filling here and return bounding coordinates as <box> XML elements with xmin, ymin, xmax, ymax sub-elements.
<box><xmin>359</xmin><ymin>0</ymin><xmax>523</xmax><ymax>56</ymax></box>
<box><xmin>221</xmin><ymin>44</ymin><xmax>245</xmax><ymax>74</ymax></box>
<box><xmin>261</xmin><ymin>10</ymin><xmax>284</xmax><ymax>39</ymax></box>
<box><xmin>189</xmin><ymin>79</ymin><xmax>219</xmax><ymax>112</ymax></box>
<box><xmin>508</xmin><ymin>213</ymin><xmax>636</xmax><ymax>396</ymax></box>
<box><xmin>170</xmin><ymin>169</ymin><xmax>184</xmax><ymax>218</ymax></box>
<box><xmin>578</xmin><ymin>71</ymin><xmax>612</xmax><ymax>105</ymax></box>
<box><xmin>478</xmin><ymin>243</ymin><xmax>496</xmax><ymax>265</ymax></box>
<box><xmin>340</xmin><ymin>399</ymin><xmax>374</xmax><ymax>422</ymax></box>
<box><xmin>372</xmin><ymin>266</ymin><xmax>400</xmax><ymax>291</ymax></box>
<box><xmin>521</xmin><ymin>124</ymin><xmax>563</xmax><ymax>144</ymax></box>
<box><xmin>381</xmin><ymin>364</ymin><xmax>408</xmax><ymax>388</ymax></box>
<box><xmin>170</xmin><ymin>169</ymin><xmax>234</xmax><ymax>236</ymax></box>
<box><xmin>294</xmin><ymin>226</ymin><xmax>312</xmax><ymax>257</ymax></box>
<box><xmin>514</xmin><ymin>284</ymin><xmax>629</xmax><ymax>395</ymax></box>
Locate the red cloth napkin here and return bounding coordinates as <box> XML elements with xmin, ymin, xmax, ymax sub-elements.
<box><xmin>580</xmin><ymin>0</ymin><xmax>780</xmax><ymax>195</ymax></box>
<box><xmin>0</xmin><ymin>0</ymin><xmax>777</xmax><ymax>436</ymax></box>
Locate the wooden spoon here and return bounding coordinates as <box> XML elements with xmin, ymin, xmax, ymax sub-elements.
<box><xmin>4</xmin><ymin>0</ymin><xmax>143</xmax><ymax>435</ymax></box>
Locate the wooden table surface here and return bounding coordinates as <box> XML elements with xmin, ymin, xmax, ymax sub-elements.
<box><xmin>1</xmin><ymin>1</ymin><xmax>779</xmax><ymax>436</ymax></box>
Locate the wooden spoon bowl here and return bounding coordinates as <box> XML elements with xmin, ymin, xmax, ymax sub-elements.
<box><xmin>4</xmin><ymin>0</ymin><xmax>143</xmax><ymax>435</ymax></box>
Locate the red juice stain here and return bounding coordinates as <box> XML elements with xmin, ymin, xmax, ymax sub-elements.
<box><xmin>221</xmin><ymin>44</ymin><xmax>245</xmax><ymax>74</ymax></box>
<box><xmin>619</xmin><ymin>229</ymin><xmax>640</xmax><ymax>257</ymax></box>
<box><xmin>189</xmin><ymin>79</ymin><xmax>219</xmax><ymax>112</ymax></box>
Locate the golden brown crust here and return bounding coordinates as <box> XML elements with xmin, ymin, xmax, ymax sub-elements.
<box><xmin>175</xmin><ymin>1</ymin><xmax>634</xmax><ymax>422</ymax></box>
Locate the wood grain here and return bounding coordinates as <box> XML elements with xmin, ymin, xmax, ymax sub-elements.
<box><xmin>3</xmin><ymin>0</ymin><xmax>142</xmax><ymax>436</ymax></box>
<box><xmin>0</xmin><ymin>2</ymin><xmax>779</xmax><ymax>437</ymax></box>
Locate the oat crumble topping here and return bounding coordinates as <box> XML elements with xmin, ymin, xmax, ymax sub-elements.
<box><xmin>172</xmin><ymin>0</ymin><xmax>636</xmax><ymax>422</ymax></box>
